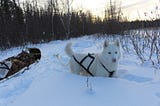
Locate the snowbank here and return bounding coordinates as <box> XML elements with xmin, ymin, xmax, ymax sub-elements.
<box><xmin>0</xmin><ymin>36</ymin><xmax>159</xmax><ymax>106</ymax></box>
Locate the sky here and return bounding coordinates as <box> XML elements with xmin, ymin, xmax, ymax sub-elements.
<box><xmin>20</xmin><ymin>0</ymin><xmax>160</xmax><ymax>21</ymax></box>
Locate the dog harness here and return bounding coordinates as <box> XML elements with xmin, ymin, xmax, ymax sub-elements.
<box><xmin>72</xmin><ymin>53</ymin><xmax>115</xmax><ymax>77</ymax></box>
<box><xmin>99</xmin><ymin>60</ymin><xmax>115</xmax><ymax>77</ymax></box>
<box><xmin>73</xmin><ymin>53</ymin><xmax>95</xmax><ymax>76</ymax></box>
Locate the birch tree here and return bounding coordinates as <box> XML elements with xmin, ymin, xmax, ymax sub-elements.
<box><xmin>60</xmin><ymin>0</ymin><xmax>73</xmax><ymax>38</ymax></box>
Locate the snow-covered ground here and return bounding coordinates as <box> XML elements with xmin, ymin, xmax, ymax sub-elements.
<box><xmin>0</xmin><ymin>36</ymin><xmax>160</xmax><ymax>106</ymax></box>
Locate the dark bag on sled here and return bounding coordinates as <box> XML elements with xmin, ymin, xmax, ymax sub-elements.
<box><xmin>0</xmin><ymin>48</ymin><xmax>41</xmax><ymax>79</ymax></box>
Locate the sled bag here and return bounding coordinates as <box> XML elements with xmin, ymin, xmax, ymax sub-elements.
<box><xmin>0</xmin><ymin>48</ymin><xmax>41</xmax><ymax>79</ymax></box>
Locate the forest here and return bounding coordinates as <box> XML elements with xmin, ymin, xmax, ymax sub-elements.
<box><xmin>0</xmin><ymin>0</ymin><xmax>160</xmax><ymax>49</ymax></box>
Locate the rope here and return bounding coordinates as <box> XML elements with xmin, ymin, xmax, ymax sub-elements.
<box><xmin>0</xmin><ymin>62</ymin><xmax>10</xmax><ymax>71</ymax></box>
<box><xmin>54</xmin><ymin>54</ymin><xmax>69</xmax><ymax>67</ymax></box>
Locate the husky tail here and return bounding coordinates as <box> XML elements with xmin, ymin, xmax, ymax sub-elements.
<box><xmin>65</xmin><ymin>43</ymin><xmax>74</xmax><ymax>57</ymax></box>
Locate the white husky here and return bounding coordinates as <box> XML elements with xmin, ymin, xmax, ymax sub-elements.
<box><xmin>65</xmin><ymin>40</ymin><xmax>121</xmax><ymax>77</ymax></box>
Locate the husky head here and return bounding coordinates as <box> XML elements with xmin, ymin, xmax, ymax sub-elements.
<box><xmin>103</xmin><ymin>40</ymin><xmax>121</xmax><ymax>63</ymax></box>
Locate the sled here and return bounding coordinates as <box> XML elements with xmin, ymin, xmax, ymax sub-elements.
<box><xmin>0</xmin><ymin>48</ymin><xmax>41</xmax><ymax>81</ymax></box>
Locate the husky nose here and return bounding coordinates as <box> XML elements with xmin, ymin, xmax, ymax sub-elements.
<box><xmin>112</xmin><ymin>59</ymin><xmax>116</xmax><ymax>62</ymax></box>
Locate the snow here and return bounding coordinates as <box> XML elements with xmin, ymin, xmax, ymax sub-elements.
<box><xmin>0</xmin><ymin>36</ymin><xmax>160</xmax><ymax>106</ymax></box>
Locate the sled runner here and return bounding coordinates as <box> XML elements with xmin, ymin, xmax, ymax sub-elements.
<box><xmin>0</xmin><ymin>48</ymin><xmax>41</xmax><ymax>81</ymax></box>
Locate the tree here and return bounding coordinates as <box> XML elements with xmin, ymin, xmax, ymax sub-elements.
<box><xmin>104</xmin><ymin>0</ymin><xmax>123</xmax><ymax>34</ymax></box>
<box><xmin>59</xmin><ymin>0</ymin><xmax>73</xmax><ymax>38</ymax></box>
<box><xmin>0</xmin><ymin>0</ymin><xmax>24</xmax><ymax>48</ymax></box>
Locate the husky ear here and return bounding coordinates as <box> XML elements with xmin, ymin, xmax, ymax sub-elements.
<box><xmin>104</xmin><ymin>40</ymin><xmax>109</xmax><ymax>47</ymax></box>
<box><xmin>115</xmin><ymin>40</ymin><xmax>120</xmax><ymax>47</ymax></box>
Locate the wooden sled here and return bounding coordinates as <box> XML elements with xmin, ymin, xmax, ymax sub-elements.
<box><xmin>0</xmin><ymin>48</ymin><xmax>41</xmax><ymax>80</ymax></box>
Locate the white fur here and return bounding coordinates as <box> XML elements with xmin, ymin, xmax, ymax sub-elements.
<box><xmin>65</xmin><ymin>40</ymin><xmax>121</xmax><ymax>77</ymax></box>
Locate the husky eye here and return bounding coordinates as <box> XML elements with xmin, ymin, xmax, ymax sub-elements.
<box><xmin>108</xmin><ymin>52</ymin><xmax>111</xmax><ymax>54</ymax></box>
<box><xmin>115</xmin><ymin>51</ymin><xmax>117</xmax><ymax>54</ymax></box>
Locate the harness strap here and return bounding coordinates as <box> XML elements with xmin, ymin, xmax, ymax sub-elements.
<box><xmin>87</xmin><ymin>54</ymin><xmax>95</xmax><ymax>70</ymax></box>
<box><xmin>72</xmin><ymin>54</ymin><xmax>114</xmax><ymax>77</ymax></box>
<box><xmin>0</xmin><ymin>62</ymin><xmax>10</xmax><ymax>71</ymax></box>
<box><xmin>72</xmin><ymin>53</ymin><xmax>95</xmax><ymax>77</ymax></box>
<box><xmin>99</xmin><ymin>61</ymin><xmax>115</xmax><ymax>77</ymax></box>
